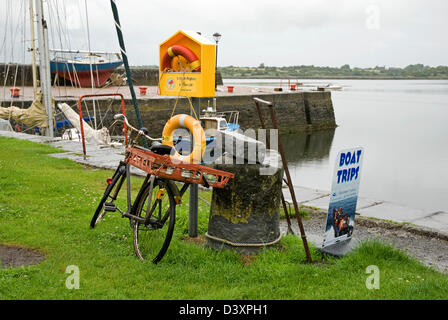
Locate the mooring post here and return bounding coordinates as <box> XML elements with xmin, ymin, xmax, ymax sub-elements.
<box><xmin>188</xmin><ymin>97</ymin><xmax>200</xmax><ymax>237</ymax></box>
<box><xmin>207</xmin><ymin>151</ymin><xmax>283</xmax><ymax>254</ymax></box>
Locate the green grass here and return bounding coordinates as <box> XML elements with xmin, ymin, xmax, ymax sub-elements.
<box><xmin>0</xmin><ymin>137</ymin><xmax>447</xmax><ymax>299</ymax></box>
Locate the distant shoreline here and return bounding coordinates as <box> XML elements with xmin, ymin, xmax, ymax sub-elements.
<box><xmin>222</xmin><ymin>76</ymin><xmax>448</xmax><ymax>80</ymax></box>
<box><xmin>2</xmin><ymin>63</ymin><xmax>447</xmax><ymax>83</ymax></box>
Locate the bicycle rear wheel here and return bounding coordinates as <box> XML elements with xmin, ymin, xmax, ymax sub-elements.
<box><xmin>90</xmin><ymin>164</ymin><xmax>126</xmax><ymax>228</ymax></box>
<box><xmin>132</xmin><ymin>178</ymin><xmax>176</xmax><ymax>263</ymax></box>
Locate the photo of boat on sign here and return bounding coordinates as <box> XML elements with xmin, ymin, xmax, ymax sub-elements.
<box><xmin>0</xmin><ymin>0</ymin><xmax>447</xmax><ymax>310</ymax></box>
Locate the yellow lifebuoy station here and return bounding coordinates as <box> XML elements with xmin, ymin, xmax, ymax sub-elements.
<box><xmin>158</xmin><ymin>30</ymin><xmax>216</xmax><ymax>98</ymax></box>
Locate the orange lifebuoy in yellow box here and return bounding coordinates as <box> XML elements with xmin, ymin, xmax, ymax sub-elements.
<box><xmin>161</xmin><ymin>45</ymin><xmax>201</xmax><ymax>72</ymax></box>
<box><xmin>162</xmin><ymin>114</ymin><xmax>206</xmax><ymax>163</ymax></box>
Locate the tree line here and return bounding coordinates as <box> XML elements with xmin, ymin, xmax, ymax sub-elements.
<box><xmin>217</xmin><ymin>64</ymin><xmax>448</xmax><ymax>79</ymax></box>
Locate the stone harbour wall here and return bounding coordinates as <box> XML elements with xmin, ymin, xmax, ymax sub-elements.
<box><xmin>106</xmin><ymin>91</ymin><xmax>336</xmax><ymax>136</ymax></box>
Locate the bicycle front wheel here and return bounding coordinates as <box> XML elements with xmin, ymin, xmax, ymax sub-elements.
<box><xmin>90</xmin><ymin>164</ymin><xmax>126</xmax><ymax>228</ymax></box>
<box><xmin>132</xmin><ymin>178</ymin><xmax>176</xmax><ymax>263</ymax></box>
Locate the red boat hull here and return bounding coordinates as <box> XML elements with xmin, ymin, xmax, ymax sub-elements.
<box><xmin>54</xmin><ymin>69</ymin><xmax>113</xmax><ymax>87</ymax></box>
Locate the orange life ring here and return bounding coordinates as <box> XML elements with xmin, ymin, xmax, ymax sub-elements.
<box><xmin>161</xmin><ymin>45</ymin><xmax>201</xmax><ymax>72</ymax></box>
<box><xmin>162</xmin><ymin>114</ymin><xmax>206</xmax><ymax>163</ymax></box>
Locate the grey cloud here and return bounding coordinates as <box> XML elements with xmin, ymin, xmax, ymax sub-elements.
<box><xmin>1</xmin><ymin>0</ymin><xmax>447</xmax><ymax>67</ymax></box>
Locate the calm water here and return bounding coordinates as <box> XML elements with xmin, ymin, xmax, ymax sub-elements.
<box><xmin>224</xmin><ymin>79</ymin><xmax>448</xmax><ymax>212</ymax></box>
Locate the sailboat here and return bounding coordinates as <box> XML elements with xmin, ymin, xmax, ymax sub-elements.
<box><xmin>0</xmin><ymin>0</ymin><xmax>54</xmax><ymax>136</ymax></box>
<box><xmin>50</xmin><ymin>49</ymin><xmax>123</xmax><ymax>87</ymax></box>
<box><xmin>0</xmin><ymin>0</ymin><xmax>135</xmax><ymax>141</ymax></box>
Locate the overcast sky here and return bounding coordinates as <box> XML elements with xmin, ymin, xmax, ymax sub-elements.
<box><xmin>1</xmin><ymin>0</ymin><xmax>447</xmax><ymax>68</ymax></box>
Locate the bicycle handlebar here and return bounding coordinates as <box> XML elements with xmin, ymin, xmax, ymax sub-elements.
<box><xmin>114</xmin><ymin>114</ymin><xmax>161</xmax><ymax>142</ymax></box>
<box><xmin>113</xmin><ymin>114</ymin><xmax>126</xmax><ymax>121</ymax></box>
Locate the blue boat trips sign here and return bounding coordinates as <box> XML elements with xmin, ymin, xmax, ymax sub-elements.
<box><xmin>322</xmin><ymin>147</ymin><xmax>364</xmax><ymax>248</ymax></box>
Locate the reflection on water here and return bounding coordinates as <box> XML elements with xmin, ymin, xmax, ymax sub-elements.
<box><xmin>281</xmin><ymin>129</ymin><xmax>335</xmax><ymax>163</ymax></box>
<box><xmin>226</xmin><ymin>79</ymin><xmax>448</xmax><ymax>212</ymax></box>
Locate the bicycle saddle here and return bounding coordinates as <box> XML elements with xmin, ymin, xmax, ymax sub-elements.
<box><xmin>150</xmin><ymin>142</ymin><xmax>173</xmax><ymax>156</ymax></box>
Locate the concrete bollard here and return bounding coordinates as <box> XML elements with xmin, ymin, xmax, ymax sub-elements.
<box><xmin>206</xmin><ymin>150</ymin><xmax>283</xmax><ymax>254</ymax></box>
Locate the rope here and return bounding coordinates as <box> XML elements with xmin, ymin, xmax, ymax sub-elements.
<box><xmin>186</xmin><ymin>96</ymin><xmax>199</xmax><ymax>120</ymax></box>
<box><xmin>169</xmin><ymin>87</ymin><xmax>182</xmax><ymax>118</ymax></box>
<box><xmin>168</xmin><ymin>70</ymin><xmax>185</xmax><ymax>118</ymax></box>
<box><xmin>205</xmin><ymin>232</ymin><xmax>282</xmax><ymax>247</ymax></box>
<box><xmin>166</xmin><ymin>73</ymin><xmax>199</xmax><ymax>121</ymax></box>
<box><xmin>167</xmin><ymin>71</ymin><xmax>199</xmax><ymax>120</ymax></box>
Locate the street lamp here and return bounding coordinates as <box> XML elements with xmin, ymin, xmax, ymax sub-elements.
<box><xmin>213</xmin><ymin>32</ymin><xmax>221</xmax><ymax>90</ymax></box>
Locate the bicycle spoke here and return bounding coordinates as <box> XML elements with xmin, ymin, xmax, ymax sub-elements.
<box><xmin>132</xmin><ymin>179</ymin><xmax>175</xmax><ymax>263</ymax></box>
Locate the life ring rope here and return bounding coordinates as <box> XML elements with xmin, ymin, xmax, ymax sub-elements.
<box><xmin>170</xmin><ymin>96</ymin><xmax>199</xmax><ymax>120</ymax></box>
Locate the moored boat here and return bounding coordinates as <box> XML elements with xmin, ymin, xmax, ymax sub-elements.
<box><xmin>172</xmin><ymin>106</ymin><xmax>240</xmax><ymax>162</ymax></box>
<box><xmin>50</xmin><ymin>51</ymin><xmax>123</xmax><ymax>87</ymax></box>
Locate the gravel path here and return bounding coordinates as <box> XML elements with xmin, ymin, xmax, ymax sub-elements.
<box><xmin>280</xmin><ymin>210</ymin><xmax>448</xmax><ymax>273</ymax></box>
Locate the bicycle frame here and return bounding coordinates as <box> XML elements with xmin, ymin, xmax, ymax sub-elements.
<box><xmin>92</xmin><ymin>113</ymin><xmax>192</xmax><ymax>226</ymax></box>
<box><xmin>106</xmin><ymin>160</ymin><xmax>191</xmax><ymax>226</ymax></box>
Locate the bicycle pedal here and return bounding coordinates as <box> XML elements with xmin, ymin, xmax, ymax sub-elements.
<box><xmin>103</xmin><ymin>202</ymin><xmax>117</xmax><ymax>212</ymax></box>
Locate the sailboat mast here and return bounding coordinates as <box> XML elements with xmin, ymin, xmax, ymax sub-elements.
<box><xmin>84</xmin><ymin>0</ymin><xmax>97</xmax><ymax>130</ymax></box>
<box><xmin>29</xmin><ymin>0</ymin><xmax>38</xmax><ymax>97</ymax></box>
<box><xmin>35</xmin><ymin>0</ymin><xmax>54</xmax><ymax>137</ymax></box>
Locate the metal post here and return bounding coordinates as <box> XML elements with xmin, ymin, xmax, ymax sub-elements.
<box><xmin>253</xmin><ymin>97</ymin><xmax>312</xmax><ymax>263</ymax></box>
<box><xmin>189</xmin><ymin>184</ymin><xmax>199</xmax><ymax>237</ymax></box>
<box><xmin>213</xmin><ymin>33</ymin><xmax>221</xmax><ymax>90</ymax></box>
<box><xmin>214</xmin><ymin>42</ymin><xmax>218</xmax><ymax>89</ymax></box>
<box><xmin>35</xmin><ymin>0</ymin><xmax>53</xmax><ymax>137</ymax></box>
<box><xmin>77</xmin><ymin>93</ymin><xmax>128</xmax><ymax>159</ymax></box>
<box><xmin>188</xmin><ymin>97</ymin><xmax>200</xmax><ymax>237</ymax></box>
<box><xmin>254</xmin><ymin>99</ymin><xmax>294</xmax><ymax>235</ymax></box>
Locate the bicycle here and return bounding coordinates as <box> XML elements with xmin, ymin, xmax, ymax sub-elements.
<box><xmin>90</xmin><ymin>114</ymin><xmax>234</xmax><ymax>264</ymax></box>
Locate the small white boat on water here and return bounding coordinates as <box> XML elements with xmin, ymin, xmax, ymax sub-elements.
<box><xmin>314</xmin><ymin>83</ymin><xmax>343</xmax><ymax>91</ymax></box>
<box><xmin>321</xmin><ymin>83</ymin><xmax>343</xmax><ymax>91</ymax></box>
<box><xmin>300</xmin><ymin>82</ymin><xmax>343</xmax><ymax>91</ymax></box>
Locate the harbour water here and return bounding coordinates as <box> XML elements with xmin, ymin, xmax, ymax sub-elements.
<box><xmin>224</xmin><ymin>79</ymin><xmax>448</xmax><ymax>212</ymax></box>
